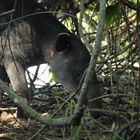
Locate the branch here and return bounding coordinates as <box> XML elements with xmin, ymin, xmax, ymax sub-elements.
<box><xmin>122</xmin><ymin>0</ymin><xmax>137</xmax><ymax>11</ymax></box>
<box><xmin>0</xmin><ymin>9</ymin><xmax>15</xmax><ymax>17</ymax></box>
<box><xmin>75</xmin><ymin>0</ymin><xmax>106</xmax><ymax>112</ymax></box>
<box><xmin>0</xmin><ymin>80</ymin><xmax>82</xmax><ymax>126</ymax></box>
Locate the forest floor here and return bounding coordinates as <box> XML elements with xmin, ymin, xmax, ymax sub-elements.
<box><xmin>0</xmin><ymin>75</ymin><xmax>140</xmax><ymax>140</ymax></box>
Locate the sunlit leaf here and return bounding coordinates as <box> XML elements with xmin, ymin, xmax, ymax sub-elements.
<box><xmin>49</xmin><ymin>68</ymin><xmax>57</xmax><ymax>82</ymax></box>
<box><xmin>129</xmin><ymin>0</ymin><xmax>137</xmax><ymax>4</ymax></box>
<box><xmin>128</xmin><ymin>98</ymin><xmax>137</xmax><ymax>106</ymax></box>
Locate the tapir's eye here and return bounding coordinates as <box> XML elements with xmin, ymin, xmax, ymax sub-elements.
<box><xmin>55</xmin><ymin>33</ymin><xmax>71</xmax><ymax>54</ymax></box>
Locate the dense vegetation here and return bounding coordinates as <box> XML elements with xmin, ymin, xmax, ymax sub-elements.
<box><xmin>0</xmin><ymin>0</ymin><xmax>139</xmax><ymax>139</ymax></box>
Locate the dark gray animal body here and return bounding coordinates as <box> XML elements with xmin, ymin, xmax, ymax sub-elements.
<box><xmin>0</xmin><ymin>0</ymin><xmax>101</xmax><ymax>117</ymax></box>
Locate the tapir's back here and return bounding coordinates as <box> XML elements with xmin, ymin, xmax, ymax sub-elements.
<box><xmin>0</xmin><ymin>21</ymin><xmax>37</xmax><ymax>64</ymax></box>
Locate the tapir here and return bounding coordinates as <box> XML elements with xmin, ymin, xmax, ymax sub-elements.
<box><xmin>0</xmin><ymin>0</ymin><xmax>101</xmax><ymax>118</ymax></box>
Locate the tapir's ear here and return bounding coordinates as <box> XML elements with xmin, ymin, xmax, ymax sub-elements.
<box><xmin>55</xmin><ymin>33</ymin><xmax>71</xmax><ymax>53</ymax></box>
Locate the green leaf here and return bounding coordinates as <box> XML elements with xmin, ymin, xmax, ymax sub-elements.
<box><xmin>105</xmin><ymin>3</ymin><xmax>121</xmax><ymax>29</ymax></box>
<box><xmin>129</xmin><ymin>0</ymin><xmax>137</xmax><ymax>4</ymax></box>
<box><xmin>48</xmin><ymin>68</ymin><xmax>57</xmax><ymax>82</ymax></box>
<box><xmin>128</xmin><ymin>98</ymin><xmax>137</xmax><ymax>106</ymax></box>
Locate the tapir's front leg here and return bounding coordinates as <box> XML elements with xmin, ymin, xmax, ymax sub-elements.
<box><xmin>4</xmin><ymin>60</ymin><xmax>29</xmax><ymax>118</ymax></box>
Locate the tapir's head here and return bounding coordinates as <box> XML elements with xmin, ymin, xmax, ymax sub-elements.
<box><xmin>50</xmin><ymin>33</ymin><xmax>90</xmax><ymax>92</ymax></box>
<box><xmin>50</xmin><ymin>33</ymin><xmax>101</xmax><ymax>118</ymax></box>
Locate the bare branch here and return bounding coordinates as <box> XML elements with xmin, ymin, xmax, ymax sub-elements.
<box><xmin>75</xmin><ymin>0</ymin><xmax>106</xmax><ymax>112</ymax></box>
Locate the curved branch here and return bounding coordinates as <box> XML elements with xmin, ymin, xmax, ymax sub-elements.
<box><xmin>0</xmin><ymin>80</ymin><xmax>82</xmax><ymax>126</ymax></box>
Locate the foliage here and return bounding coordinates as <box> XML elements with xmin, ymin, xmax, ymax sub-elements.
<box><xmin>0</xmin><ymin>0</ymin><xmax>139</xmax><ymax>140</ymax></box>
<box><xmin>105</xmin><ymin>3</ymin><xmax>121</xmax><ymax>29</ymax></box>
